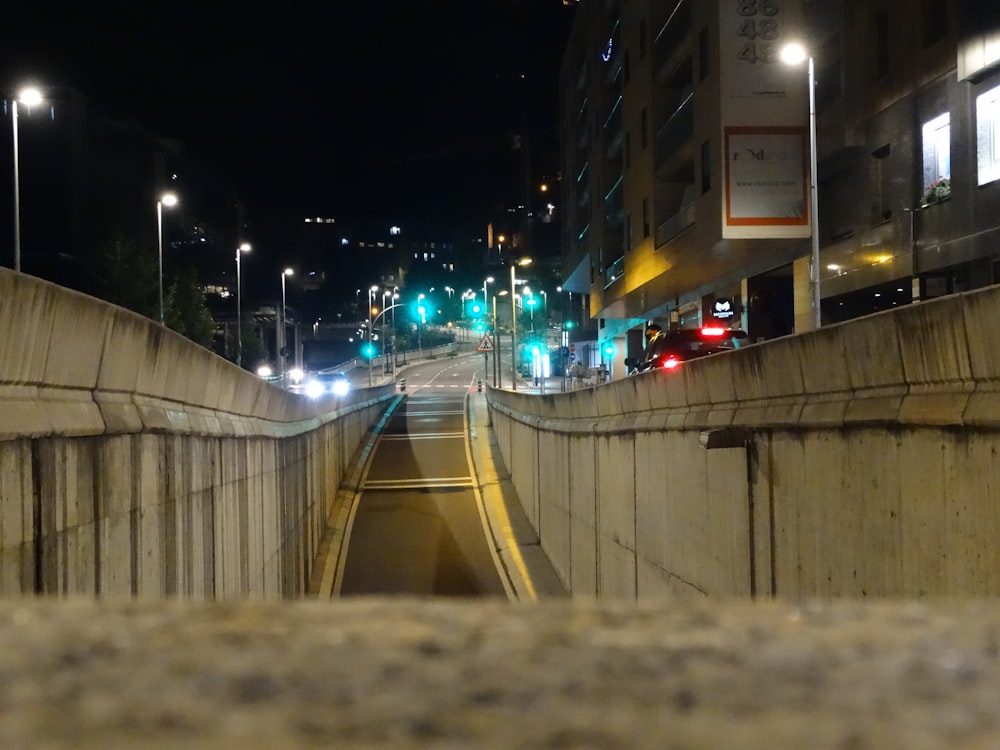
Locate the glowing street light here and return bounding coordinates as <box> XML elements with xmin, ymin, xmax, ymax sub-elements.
<box><xmin>781</xmin><ymin>41</ymin><xmax>821</xmax><ymax>330</ymax></box>
<box><xmin>11</xmin><ymin>85</ymin><xmax>44</xmax><ymax>272</ymax></box>
<box><xmin>156</xmin><ymin>192</ymin><xmax>178</xmax><ymax>325</ymax></box>
<box><xmin>236</xmin><ymin>243</ymin><xmax>251</xmax><ymax>367</ymax></box>
<box><xmin>280</xmin><ymin>268</ymin><xmax>294</xmax><ymax>380</ymax></box>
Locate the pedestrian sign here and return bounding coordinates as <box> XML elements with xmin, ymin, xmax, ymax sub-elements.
<box><xmin>476</xmin><ymin>334</ymin><xmax>494</xmax><ymax>353</ymax></box>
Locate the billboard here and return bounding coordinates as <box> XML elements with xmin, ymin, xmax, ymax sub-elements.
<box><xmin>724</xmin><ymin>126</ymin><xmax>808</xmax><ymax>227</ymax></box>
<box><xmin>719</xmin><ymin>0</ymin><xmax>810</xmax><ymax>239</ymax></box>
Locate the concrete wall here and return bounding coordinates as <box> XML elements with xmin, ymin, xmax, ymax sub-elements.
<box><xmin>488</xmin><ymin>282</ymin><xmax>1000</xmax><ymax>601</ymax></box>
<box><xmin>0</xmin><ymin>270</ymin><xmax>394</xmax><ymax>598</ymax></box>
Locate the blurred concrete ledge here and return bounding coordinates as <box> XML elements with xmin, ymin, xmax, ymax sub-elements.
<box><xmin>2</xmin><ymin>597</ymin><xmax>998</xmax><ymax>748</ymax></box>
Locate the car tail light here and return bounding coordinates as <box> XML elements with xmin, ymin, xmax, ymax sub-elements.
<box><xmin>700</xmin><ymin>325</ymin><xmax>727</xmax><ymax>337</ymax></box>
<box><xmin>662</xmin><ymin>355</ymin><xmax>681</xmax><ymax>370</ymax></box>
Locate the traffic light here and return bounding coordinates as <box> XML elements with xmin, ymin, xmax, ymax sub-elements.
<box><xmin>564</xmin><ymin>320</ymin><xmax>575</xmax><ymax>330</ymax></box>
<box><xmin>361</xmin><ymin>342</ymin><xmax>376</xmax><ymax>358</ymax></box>
<box><xmin>602</xmin><ymin>342</ymin><xmax>615</xmax><ymax>358</ymax></box>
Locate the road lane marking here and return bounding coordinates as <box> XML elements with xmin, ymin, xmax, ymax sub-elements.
<box><xmin>361</xmin><ymin>477</ymin><xmax>475</xmax><ymax>490</ymax></box>
<box><xmin>380</xmin><ymin>433</ymin><xmax>465</xmax><ymax>441</ymax></box>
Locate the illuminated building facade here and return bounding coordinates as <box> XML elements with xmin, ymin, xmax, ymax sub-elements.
<box><xmin>559</xmin><ymin>0</ymin><xmax>1000</xmax><ymax>369</ymax></box>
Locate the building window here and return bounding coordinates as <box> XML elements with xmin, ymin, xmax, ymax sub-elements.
<box><xmin>700</xmin><ymin>140</ymin><xmax>711</xmax><ymax>193</ymax></box>
<box><xmin>922</xmin><ymin>113</ymin><xmax>951</xmax><ymax>203</ymax></box>
<box><xmin>641</xmin><ymin>108</ymin><xmax>648</xmax><ymax>149</ymax></box>
<box><xmin>642</xmin><ymin>197</ymin><xmax>650</xmax><ymax>238</ymax></box>
<box><xmin>977</xmin><ymin>84</ymin><xmax>1000</xmax><ymax>186</ymax></box>
<box><xmin>921</xmin><ymin>0</ymin><xmax>947</xmax><ymax>48</ymax></box>
<box><xmin>874</xmin><ymin>10</ymin><xmax>889</xmax><ymax>80</ymax></box>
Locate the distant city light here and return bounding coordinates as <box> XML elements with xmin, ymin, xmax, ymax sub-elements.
<box><xmin>390</xmin><ymin>225</ymin><xmax>401</xmax><ymax>235</ymax></box>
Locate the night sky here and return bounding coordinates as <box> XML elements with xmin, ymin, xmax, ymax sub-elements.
<box><xmin>2</xmin><ymin>1</ymin><xmax>575</xmax><ymax>241</ymax></box>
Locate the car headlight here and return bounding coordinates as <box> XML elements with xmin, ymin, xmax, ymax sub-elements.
<box><xmin>288</xmin><ymin>367</ymin><xmax>305</xmax><ymax>384</ymax></box>
<box><xmin>304</xmin><ymin>379</ymin><xmax>326</xmax><ymax>399</ymax></box>
<box><xmin>331</xmin><ymin>379</ymin><xmax>350</xmax><ymax>397</ymax></box>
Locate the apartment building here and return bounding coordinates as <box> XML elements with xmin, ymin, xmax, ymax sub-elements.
<box><xmin>559</xmin><ymin>0</ymin><xmax>1000</xmax><ymax>368</ymax></box>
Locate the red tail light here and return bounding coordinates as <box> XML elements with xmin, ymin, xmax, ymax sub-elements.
<box><xmin>700</xmin><ymin>325</ymin><xmax>726</xmax><ymax>337</ymax></box>
<box><xmin>662</xmin><ymin>355</ymin><xmax>681</xmax><ymax>370</ymax></box>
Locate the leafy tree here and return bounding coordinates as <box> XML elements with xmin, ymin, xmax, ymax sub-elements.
<box><xmin>163</xmin><ymin>267</ymin><xmax>217</xmax><ymax>347</ymax></box>
<box><xmin>238</xmin><ymin>321</ymin><xmax>269</xmax><ymax>371</ymax></box>
<box><xmin>91</xmin><ymin>234</ymin><xmax>158</xmax><ymax>317</ymax></box>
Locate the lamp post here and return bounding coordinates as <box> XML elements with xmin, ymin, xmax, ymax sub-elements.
<box><xmin>280</xmin><ymin>268</ymin><xmax>293</xmax><ymax>382</ymax></box>
<box><xmin>781</xmin><ymin>42</ymin><xmax>821</xmax><ymax>330</ymax></box>
<box><xmin>11</xmin><ymin>86</ymin><xmax>43</xmax><ymax>273</ymax></box>
<box><xmin>509</xmin><ymin>257</ymin><xmax>533</xmax><ymax>391</ymax></box>
<box><xmin>367</xmin><ymin>285</ymin><xmax>378</xmax><ymax>386</ymax></box>
<box><xmin>417</xmin><ymin>293</ymin><xmax>426</xmax><ymax>357</ymax></box>
<box><xmin>236</xmin><ymin>243</ymin><xmax>251</xmax><ymax>367</ymax></box>
<box><xmin>156</xmin><ymin>192</ymin><xmax>178</xmax><ymax>325</ymax></box>
<box><xmin>382</xmin><ymin>289</ymin><xmax>392</xmax><ymax>372</ymax></box>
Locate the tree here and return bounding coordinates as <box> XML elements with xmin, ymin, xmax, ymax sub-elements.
<box><xmin>163</xmin><ymin>267</ymin><xmax>217</xmax><ymax>348</ymax></box>
<box><xmin>91</xmin><ymin>234</ymin><xmax>158</xmax><ymax>317</ymax></box>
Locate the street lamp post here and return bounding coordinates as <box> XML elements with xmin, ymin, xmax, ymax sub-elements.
<box><xmin>508</xmin><ymin>257</ymin><xmax>533</xmax><ymax>391</ymax></box>
<box><xmin>781</xmin><ymin>42</ymin><xmax>821</xmax><ymax>330</ymax></box>
<box><xmin>11</xmin><ymin>86</ymin><xmax>43</xmax><ymax>273</ymax></box>
<box><xmin>492</xmin><ymin>294</ymin><xmax>500</xmax><ymax>387</ymax></box>
<box><xmin>367</xmin><ymin>285</ymin><xmax>379</xmax><ymax>387</ymax></box>
<box><xmin>156</xmin><ymin>192</ymin><xmax>178</xmax><ymax>325</ymax></box>
<box><xmin>417</xmin><ymin>293</ymin><xmax>426</xmax><ymax>357</ymax></box>
<box><xmin>236</xmin><ymin>243</ymin><xmax>251</xmax><ymax>367</ymax></box>
<box><xmin>280</xmin><ymin>268</ymin><xmax>293</xmax><ymax>382</ymax></box>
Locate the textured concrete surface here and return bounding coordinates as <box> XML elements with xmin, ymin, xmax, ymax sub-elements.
<box><xmin>2</xmin><ymin>597</ymin><xmax>1000</xmax><ymax>748</ymax></box>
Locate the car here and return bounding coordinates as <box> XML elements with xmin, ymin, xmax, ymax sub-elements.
<box><xmin>625</xmin><ymin>324</ymin><xmax>748</xmax><ymax>374</ymax></box>
<box><xmin>303</xmin><ymin>371</ymin><xmax>351</xmax><ymax>398</ymax></box>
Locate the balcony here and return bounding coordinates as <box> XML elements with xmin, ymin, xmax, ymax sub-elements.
<box><xmin>654</xmin><ymin>0</ymin><xmax>692</xmax><ymax>80</ymax></box>
<box><xmin>604</xmin><ymin>96</ymin><xmax>624</xmax><ymax>158</ymax></box>
<box><xmin>655</xmin><ymin>201</ymin><xmax>696</xmax><ymax>248</ymax></box>
<box><xmin>604</xmin><ymin>255</ymin><xmax>625</xmax><ymax>289</ymax></box>
<box><xmin>604</xmin><ymin>176</ymin><xmax>624</xmax><ymax>227</ymax></box>
<box><xmin>653</xmin><ymin>92</ymin><xmax>694</xmax><ymax>172</ymax></box>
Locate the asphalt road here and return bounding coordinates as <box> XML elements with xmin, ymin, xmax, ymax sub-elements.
<box><xmin>335</xmin><ymin>354</ymin><xmax>509</xmax><ymax>598</ymax></box>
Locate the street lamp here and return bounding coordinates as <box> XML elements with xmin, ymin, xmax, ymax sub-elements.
<box><xmin>280</xmin><ymin>268</ymin><xmax>293</xmax><ymax>380</ymax></box>
<box><xmin>509</xmin><ymin>257</ymin><xmax>532</xmax><ymax>391</ymax></box>
<box><xmin>156</xmin><ymin>192</ymin><xmax>178</xmax><ymax>325</ymax></box>
<box><xmin>781</xmin><ymin>42</ymin><xmax>821</xmax><ymax>330</ymax></box>
<box><xmin>367</xmin><ymin>285</ymin><xmax>379</xmax><ymax>386</ymax></box>
<box><xmin>11</xmin><ymin>85</ymin><xmax>43</xmax><ymax>273</ymax></box>
<box><xmin>236</xmin><ymin>243</ymin><xmax>251</xmax><ymax>367</ymax></box>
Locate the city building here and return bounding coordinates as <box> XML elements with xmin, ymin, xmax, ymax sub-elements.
<box><xmin>559</xmin><ymin>0</ymin><xmax>1000</xmax><ymax>371</ymax></box>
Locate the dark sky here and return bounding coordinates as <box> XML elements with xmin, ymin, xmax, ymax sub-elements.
<box><xmin>3</xmin><ymin>1</ymin><xmax>575</xmax><ymax>240</ymax></box>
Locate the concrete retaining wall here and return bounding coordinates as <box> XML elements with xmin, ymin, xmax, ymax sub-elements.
<box><xmin>0</xmin><ymin>270</ymin><xmax>394</xmax><ymax>598</ymax></box>
<box><xmin>487</xmin><ymin>283</ymin><xmax>1000</xmax><ymax>601</ymax></box>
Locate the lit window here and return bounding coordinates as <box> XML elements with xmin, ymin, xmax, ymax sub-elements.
<box><xmin>977</xmin><ymin>85</ymin><xmax>1000</xmax><ymax>186</ymax></box>
<box><xmin>922</xmin><ymin>112</ymin><xmax>951</xmax><ymax>192</ymax></box>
